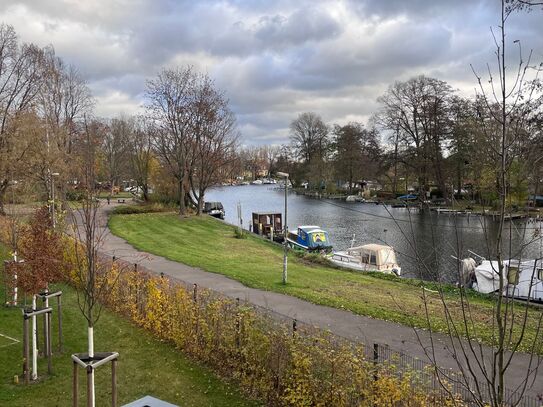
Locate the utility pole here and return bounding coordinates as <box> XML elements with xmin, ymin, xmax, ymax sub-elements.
<box><xmin>277</xmin><ymin>172</ymin><xmax>289</xmax><ymax>284</ymax></box>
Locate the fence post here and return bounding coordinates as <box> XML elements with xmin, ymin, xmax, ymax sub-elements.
<box><xmin>193</xmin><ymin>284</ymin><xmax>198</xmax><ymax>303</ymax></box>
<box><xmin>373</xmin><ymin>343</ymin><xmax>379</xmax><ymax>381</ymax></box>
<box><xmin>292</xmin><ymin>319</ymin><xmax>297</xmax><ymax>336</ymax></box>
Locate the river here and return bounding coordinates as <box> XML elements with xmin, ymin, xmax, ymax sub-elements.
<box><xmin>206</xmin><ymin>185</ymin><xmax>543</xmax><ymax>282</ymax></box>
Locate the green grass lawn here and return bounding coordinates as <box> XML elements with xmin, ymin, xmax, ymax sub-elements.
<box><xmin>0</xmin><ymin>245</ymin><xmax>257</xmax><ymax>407</ymax></box>
<box><xmin>98</xmin><ymin>191</ymin><xmax>135</xmax><ymax>199</ymax></box>
<box><xmin>109</xmin><ymin>213</ymin><xmax>543</xmax><ymax>353</ymax></box>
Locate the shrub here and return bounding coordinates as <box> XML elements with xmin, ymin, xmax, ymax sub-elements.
<box><xmin>59</xmin><ymin>252</ymin><xmax>464</xmax><ymax>407</ymax></box>
<box><xmin>111</xmin><ymin>203</ymin><xmax>172</xmax><ymax>215</ymax></box>
<box><xmin>66</xmin><ymin>189</ymin><xmax>85</xmax><ymax>201</ymax></box>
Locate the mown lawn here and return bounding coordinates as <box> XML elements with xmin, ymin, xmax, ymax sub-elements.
<box><xmin>0</xmin><ymin>244</ymin><xmax>257</xmax><ymax>407</ymax></box>
<box><xmin>109</xmin><ymin>212</ymin><xmax>543</xmax><ymax>353</ymax></box>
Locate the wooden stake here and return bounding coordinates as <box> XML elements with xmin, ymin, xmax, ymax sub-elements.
<box><xmin>23</xmin><ymin>315</ymin><xmax>29</xmax><ymax>384</ymax></box>
<box><xmin>47</xmin><ymin>311</ymin><xmax>52</xmax><ymax>374</ymax></box>
<box><xmin>111</xmin><ymin>359</ymin><xmax>117</xmax><ymax>407</ymax></box>
<box><xmin>58</xmin><ymin>295</ymin><xmax>63</xmax><ymax>352</ymax></box>
<box><xmin>86</xmin><ymin>366</ymin><xmax>93</xmax><ymax>407</ymax></box>
<box><xmin>73</xmin><ymin>361</ymin><xmax>78</xmax><ymax>407</ymax></box>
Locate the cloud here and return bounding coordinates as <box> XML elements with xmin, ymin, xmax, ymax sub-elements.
<box><xmin>0</xmin><ymin>0</ymin><xmax>541</xmax><ymax>145</ymax></box>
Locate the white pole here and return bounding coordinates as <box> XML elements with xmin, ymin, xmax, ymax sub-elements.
<box><xmin>12</xmin><ymin>251</ymin><xmax>18</xmax><ymax>306</ymax></box>
<box><xmin>31</xmin><ymin>295</ymin><xmax>37</xmax><ymax>380</ymax></box>
<box><xmin>51</xmin><ymin>176</ymin><xmax>55</xmax><ymax>229</ymax></box>
<box><xmin>277</xmin><ymin>172</ymin><xmax>289</xmax><ymax>285</ymax></box>
<box><xmin>88</xmin><ymin>326</ymin><xmax>95</xmax><ymax>407</ymax></box>
<box><xmin>44</xmin><ymin>288</ymin><xmax>49</xmax><ymax>356</ymax></box>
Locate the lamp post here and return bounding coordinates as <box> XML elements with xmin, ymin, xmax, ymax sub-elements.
<box><xmin>277</xmin><ymin>172</ymin><xmax>289</xmax><ymax>285</ymax></box>
<box><xmin>51</xmin><ymin>172</ymin><xmax>60</xmax><ymax>228</ymax></box>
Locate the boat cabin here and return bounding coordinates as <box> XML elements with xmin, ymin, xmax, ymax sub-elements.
<box><xmin>474</xmin><ymin>259</ymin><xmax>543</xmax><ymax>301</ymax></box>
<box><xmin>203</xmin><ymin>202</ymin><xmax>225</xmax><ymax>219</ymax></box>
<box><xmin>252</xmin><ymin>212</ymin><xmax>283</xmax><ymax>240</ymax></box>
<box><xmin>338</xmin><ymin>244</ymin><xmax>400</xmax><ymax>273</ymax></box>
<box><xmin>287</xmin><ymin>225</ymin><xmax>332</xmax><ymax>252</ymax></box>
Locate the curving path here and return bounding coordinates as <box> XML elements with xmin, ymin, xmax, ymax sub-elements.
<box><xmin>81</xmin><ymin>200</ymin><xmax>543</xmax><ymax>402</ymax></box>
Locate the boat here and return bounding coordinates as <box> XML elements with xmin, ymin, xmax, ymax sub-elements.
<box><xmin>286</xmin><ymin>226</ymin><xmax>333</xmax><ymax>253</ymax></box>
<box><xmin>460</xmin><ymin>254</ymin><xmax>543</xmax><ymax>302</ymax></box>
<box><xmin>203</xmin><ymin>201</ymin><xmax>225</xmax><ymax>219</ymax></box>
<box><xmin>330</xmin><ymin>244</ymin><xmax>401</xmax><ymax>276</ymax></box>
<box><xmin>251</xmin><ymin>179</ymin><xmax>263</xmax><ymax>185</ymax></box>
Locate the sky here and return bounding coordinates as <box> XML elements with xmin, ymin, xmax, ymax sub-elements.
<box><xmin>1</xmin><ymin>0</ymin><xmax>542</xmax><ymax>145</ymax></box>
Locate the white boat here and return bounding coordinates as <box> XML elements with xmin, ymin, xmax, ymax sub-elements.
<box><xmin>251</xmin><ymin>179</ymin><xmax>263</xmax><ymax>185</ymax></box>
<box><xmin>330</xmin><ymin>244</ymin><xmax>401</xmax><ymax>276</ymax></box>
<box><xmin>468</xmin><ymin>258</ymin><xmax>543</xmax><ymax>302</ymax></box>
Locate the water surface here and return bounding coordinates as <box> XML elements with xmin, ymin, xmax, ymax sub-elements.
<box><xmin>206</xmin><ymin>185</ymin><xmax>543</xmax><ymax>282</ymax></box>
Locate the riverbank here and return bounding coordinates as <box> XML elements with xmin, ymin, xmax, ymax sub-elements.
<box><xmin>109</xmin><ymin>211</ymin><xmax>542</xmax><ymax>353</ymax></box>
<box><xmin>293</xmin><ymin>189</ymin><xmax>543</xmax><ymax>219</ymax></box>
<box><xmin>0</xmin><ymin>244</ymin><xmax>256</xmax><ymax>407</ymax></box>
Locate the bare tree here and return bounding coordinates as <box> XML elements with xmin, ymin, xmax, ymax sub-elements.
<box><xmin>128</xmin><ymin>116</ymin><xmax>154</xmax><ymax>201</ymax></box>
<box><xmin>146</xmin><ymin>67</ymin><xmax>196</xmax><ymax>215</ymax></box>
<box><xmin>376</xmin><ymin>76</ymin><xmax>453</xmax><ymax>200</ymax></box>
<box><xmin>186</xmin><ymin>75</ymin><xmax>239</xmax><ymax>214</ymax></box>
<box><xmin>289</xmin><ymin>112</ymin><xmax>329</xmax><ymax>164</ymax></box>
<box><xmin>405</xmin><ymin>2</ymin><xmax>543</xmax><ymax>406</ymax></box>
<box><xmin>0</xmin><ymin>24</ymin><xmax>45</xmax><ymax>214</ymax></box>
<box><xmin>102</xmin><ymin>115</ymin><xmax>131</xmax><ymax>194</ymax></box>
<box><xmin>70</xmin><ymin>117</ymin><xmax>122</xmax><ymax>407</ymax></box>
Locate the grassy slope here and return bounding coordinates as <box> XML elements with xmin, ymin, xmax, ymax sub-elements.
<box><xmin>0</xmin><ymin>245</ymin><xmax>256</xmax><ymax>407</ymax></box>
<box><xmin>109</xmin><ymin>213</ymin><xmax>542</xmax><ymax>352</ymax></box>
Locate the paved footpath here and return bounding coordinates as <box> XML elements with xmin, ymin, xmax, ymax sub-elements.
<box><xmin>91</xmin><ymin>202</ymin><xmax>542</xmax><ymax>401</ymax></box>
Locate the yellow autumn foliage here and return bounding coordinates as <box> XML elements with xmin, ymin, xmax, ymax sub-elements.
<box><xmin>58</xmin><ymin>243</ymin><xmax>464</xmax><ymax>407</ymax></box>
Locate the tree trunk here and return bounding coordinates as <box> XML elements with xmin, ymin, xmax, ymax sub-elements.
<box><xmin>0</xmin><ymin>181</ymin><xmax>8</xmax><ymax>216</ymax></box>
<box><xmin>142</xmin><ymin>185</ymin><xmax>149</xmax><ymax>202</ymax></box>
<box><xmin>178</xmin><ymin>178</ymin><xmax>186</xmax><ymax>215</ymax></box>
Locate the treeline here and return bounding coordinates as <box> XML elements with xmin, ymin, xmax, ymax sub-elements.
<box><xmin>243</xmin><ymin>75</ymin><xmax>542</xmax><ymax>206</ymax></box>
<box><xmin>1</xmin><ymin>22</ymin><xmax>542</xmax><ymax>215</ymax></box>
<box><xmin>0</xmin><ymin>24</ymin><xmax>238</xmax><ymax>216</ymax></box>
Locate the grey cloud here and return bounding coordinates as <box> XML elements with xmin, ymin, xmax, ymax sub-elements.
<box><xmin>0</xmin><ymin>0</ymin><xmax>542</xmax><ymax>145</ymax></box>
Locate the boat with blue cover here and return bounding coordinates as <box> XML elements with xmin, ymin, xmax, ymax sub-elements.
<box><xmin>286</xmin><ymin>225</ymin><xmax>333</xmax><ymax>253</ymax></box>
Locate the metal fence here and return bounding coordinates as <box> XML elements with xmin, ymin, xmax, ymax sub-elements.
<box><xmin>110</xmin><ymin>256</ymin><xmax>542</xmax><ymax>407</ymax></box>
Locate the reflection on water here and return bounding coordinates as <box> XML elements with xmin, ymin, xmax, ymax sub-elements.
<box><xmin>206</xmin><ymin>185</ymin><xmax>543</xmax><ymax>282</ymax></box>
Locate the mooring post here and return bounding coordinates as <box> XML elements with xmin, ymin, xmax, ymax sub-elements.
<box><xmin>58</xmin><ymin>295</ymin><xmax>63</xmax><ymax>352</ymax></box>
<box><xmin>111</xmin><ymin>359</ymin><xmax>117</xmax><ymax>407</ymax></box>
<box><xmin>73</xmin><ymin>361</ymin><xmax>78</xmax><ymax>407</ymax></box>
<box><xmin>47</xmin><ymin>311</ymin><xmax>52</xmax><ymax>374</ymax></box>
<box><xmin>23</xmin><ymin>314</ymin><xmax>30</xmax><ymax>384</ymax></box>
